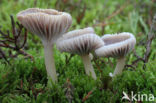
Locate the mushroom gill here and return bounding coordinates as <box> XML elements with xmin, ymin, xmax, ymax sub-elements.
<box><xmin>17</xmin><ymin>8</ymin><xmax>72</xmax><ymax>45</ymax></box>
<box><xmin>95</xmin><ymin>32</ymin><xmax>136</xmax><ymax>77</ymax></box>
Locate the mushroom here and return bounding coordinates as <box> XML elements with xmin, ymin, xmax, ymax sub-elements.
<box><xmin>56</xmin><ymin>27</ymin><xmax>104</xmax><ymax>79</ymax></box>
<box><xmin>95</xmin><ymin>32</ymin><xmax>136</xmax><ymax>77</ymax></box>
<box><xmin>17</xmin><ymin>8</ymin><xmax>72</xmax><ymax>83</ymax></box>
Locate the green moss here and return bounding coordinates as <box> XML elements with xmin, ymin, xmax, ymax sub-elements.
<box><xmin>0</xmin><ymin>0</ymin><xmax>156</xmax><ymax>103</ymax></box>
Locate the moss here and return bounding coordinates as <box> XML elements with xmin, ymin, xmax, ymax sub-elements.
<box><xmin>0</xmin><ymin>0</ymin><xmax>156</xmax><ymax>102</ymax></box>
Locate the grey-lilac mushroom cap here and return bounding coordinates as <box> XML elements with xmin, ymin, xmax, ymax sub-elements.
<box><xmin>59</xmin><ymin>27</ymin><xmax>94</xmax><ymax>40</ymax></box>
<box><xmin>56</xmin><ymin>27</ymin><xmax>104</xmax><ymax>55</ymax></box>
<box><xmin>17</xmin><ymin>8</ymin><xmax>72</xmax><ymax>45</ymax></box>
<box><xmin>95</xmin><ymin>32</ymin><xmax>136</xmax><ymax>57</ymax></box>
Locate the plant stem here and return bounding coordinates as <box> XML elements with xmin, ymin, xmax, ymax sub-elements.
<box><xmin>113</xmin><ymin>57</ymin><xmax>125</xmax><ymax>76</ymax></box>
<box><xmin>81</xmin><ymin>54</ymin><xmax>97</xmax><ymax>80</ymax></box>
<box><xmin>44</xmin><ymin>45</ymin><xmax>58</xmax><ymax>83</ymax></box>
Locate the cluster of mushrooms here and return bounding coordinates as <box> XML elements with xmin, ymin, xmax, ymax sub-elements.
<box><xmin>17</xmin><ymin>8</ymin><xmax>136</xmax><ymax>84</ymax></box>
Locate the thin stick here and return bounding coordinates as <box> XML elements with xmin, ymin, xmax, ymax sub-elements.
<box><xmin>93</xmin><ymin>1</ymin><xmax>129</xmax><ymax>27</ymax></box>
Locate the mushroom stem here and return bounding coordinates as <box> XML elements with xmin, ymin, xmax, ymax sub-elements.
<box><xmin>81</xmin><ymin>54</ymin><xmax>97</xmax><ymax>80</ymax></box>
<box><xmin>44</xmin><ymin>45</ymin><xmax>58</xmax><ymax>83</ymax></box>
<box><xmin>113</xmin><ymin>57</ymin><xmax>125</xmax><ymax>76</ymax></box>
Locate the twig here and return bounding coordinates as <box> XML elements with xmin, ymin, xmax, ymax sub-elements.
<box><xmin>18</xmin><ymin>49</ymin><xmax>34</xmax><ymax>60</ymax></box>
<box><xmin>93</xmin><ymin>1</ymin><xmax>129</xmax><ymax>27</ymax></box>
<box><xmin>63</xmin><ymin>79</ymin><xmax>74</xmax><ymax>103</ymax></box>
<box><xmin>82</xmin><ymin>88</ymin><xmax>95</xmax><ymax>102</ymax></box>
<box><xmin>125</xmin><ymin>64</ymin><xmax>136</xmax><ymax>70</ymax></box>
<box><xmin>126</xmin><ymin>14</ymin><xmax>156</xmax><ymax>69</ymax></box>
<box><xmin>93</xmin><ymin>57</ymin><xmax>103</xmax><ymax>73</ymax></box>
<box><xmin>65</xmin><ymin>54</ymin><xmax>74</xmax><ymax>65</ymax></box>
<box><xmin>0</xmin><ymin>48</ymin><xmax>10</xmax><ymax>64</ymax></box>
<box><xmin>143</xmin><ymin>14</ymin><xmax>156</xmax><ymax>63</ymax></box>
<box><xmin>20</xmin><ymin>29</ymin><xmax>28</xmax><ymax>48</ymax></box>
<box><xmin>142</xmin><ymin>14</ymin><xmax>156</xmax><ymax>69</ymax></box>
<box><xmin>76</xmin><ymin>4</ymin><xmax>86</xmax><ymax>24</ymax></box>
<box><xmin>131</xmin><ymin>50</ymin><xmax>145</xmax><ymax>65</ymax></box>
<box><xmin>0</xmin><ymin>15</ymin><xmax>33</xmax><ymax>62</ymax></box>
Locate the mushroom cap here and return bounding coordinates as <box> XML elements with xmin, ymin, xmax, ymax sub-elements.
<box><xmin>59</xmin><ymin>27</ymin><xmax>94</xmax><ymax>40</ymax></box>
<box><xmin>17</xmin><ymin>8</ymin><xmax>72</xmax><ymax>45</ymax></box>
<box><xmin>56</xmin><ymin>27</ymin><xmax>104</xmax><ymax>55</ymax></box>
<box><xmin>95</xmin><ymin>32</ymin><xmax>136</xmax><ymax>57</ymax></box>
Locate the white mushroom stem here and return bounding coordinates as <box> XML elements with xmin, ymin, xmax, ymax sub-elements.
<box><xmin>81</xmin><ymin>54</ymin><xmax>97</xmax><ymax>80</ymax></box>
<box><xmin>44</xmin><ymin>45</ymin><xmax>58</xmax><ymax>83</ymax></box>
<box><xmin>113</xmin><ymin>57</ymin><xmax>126</xmax><ymax>76</ymax></box>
